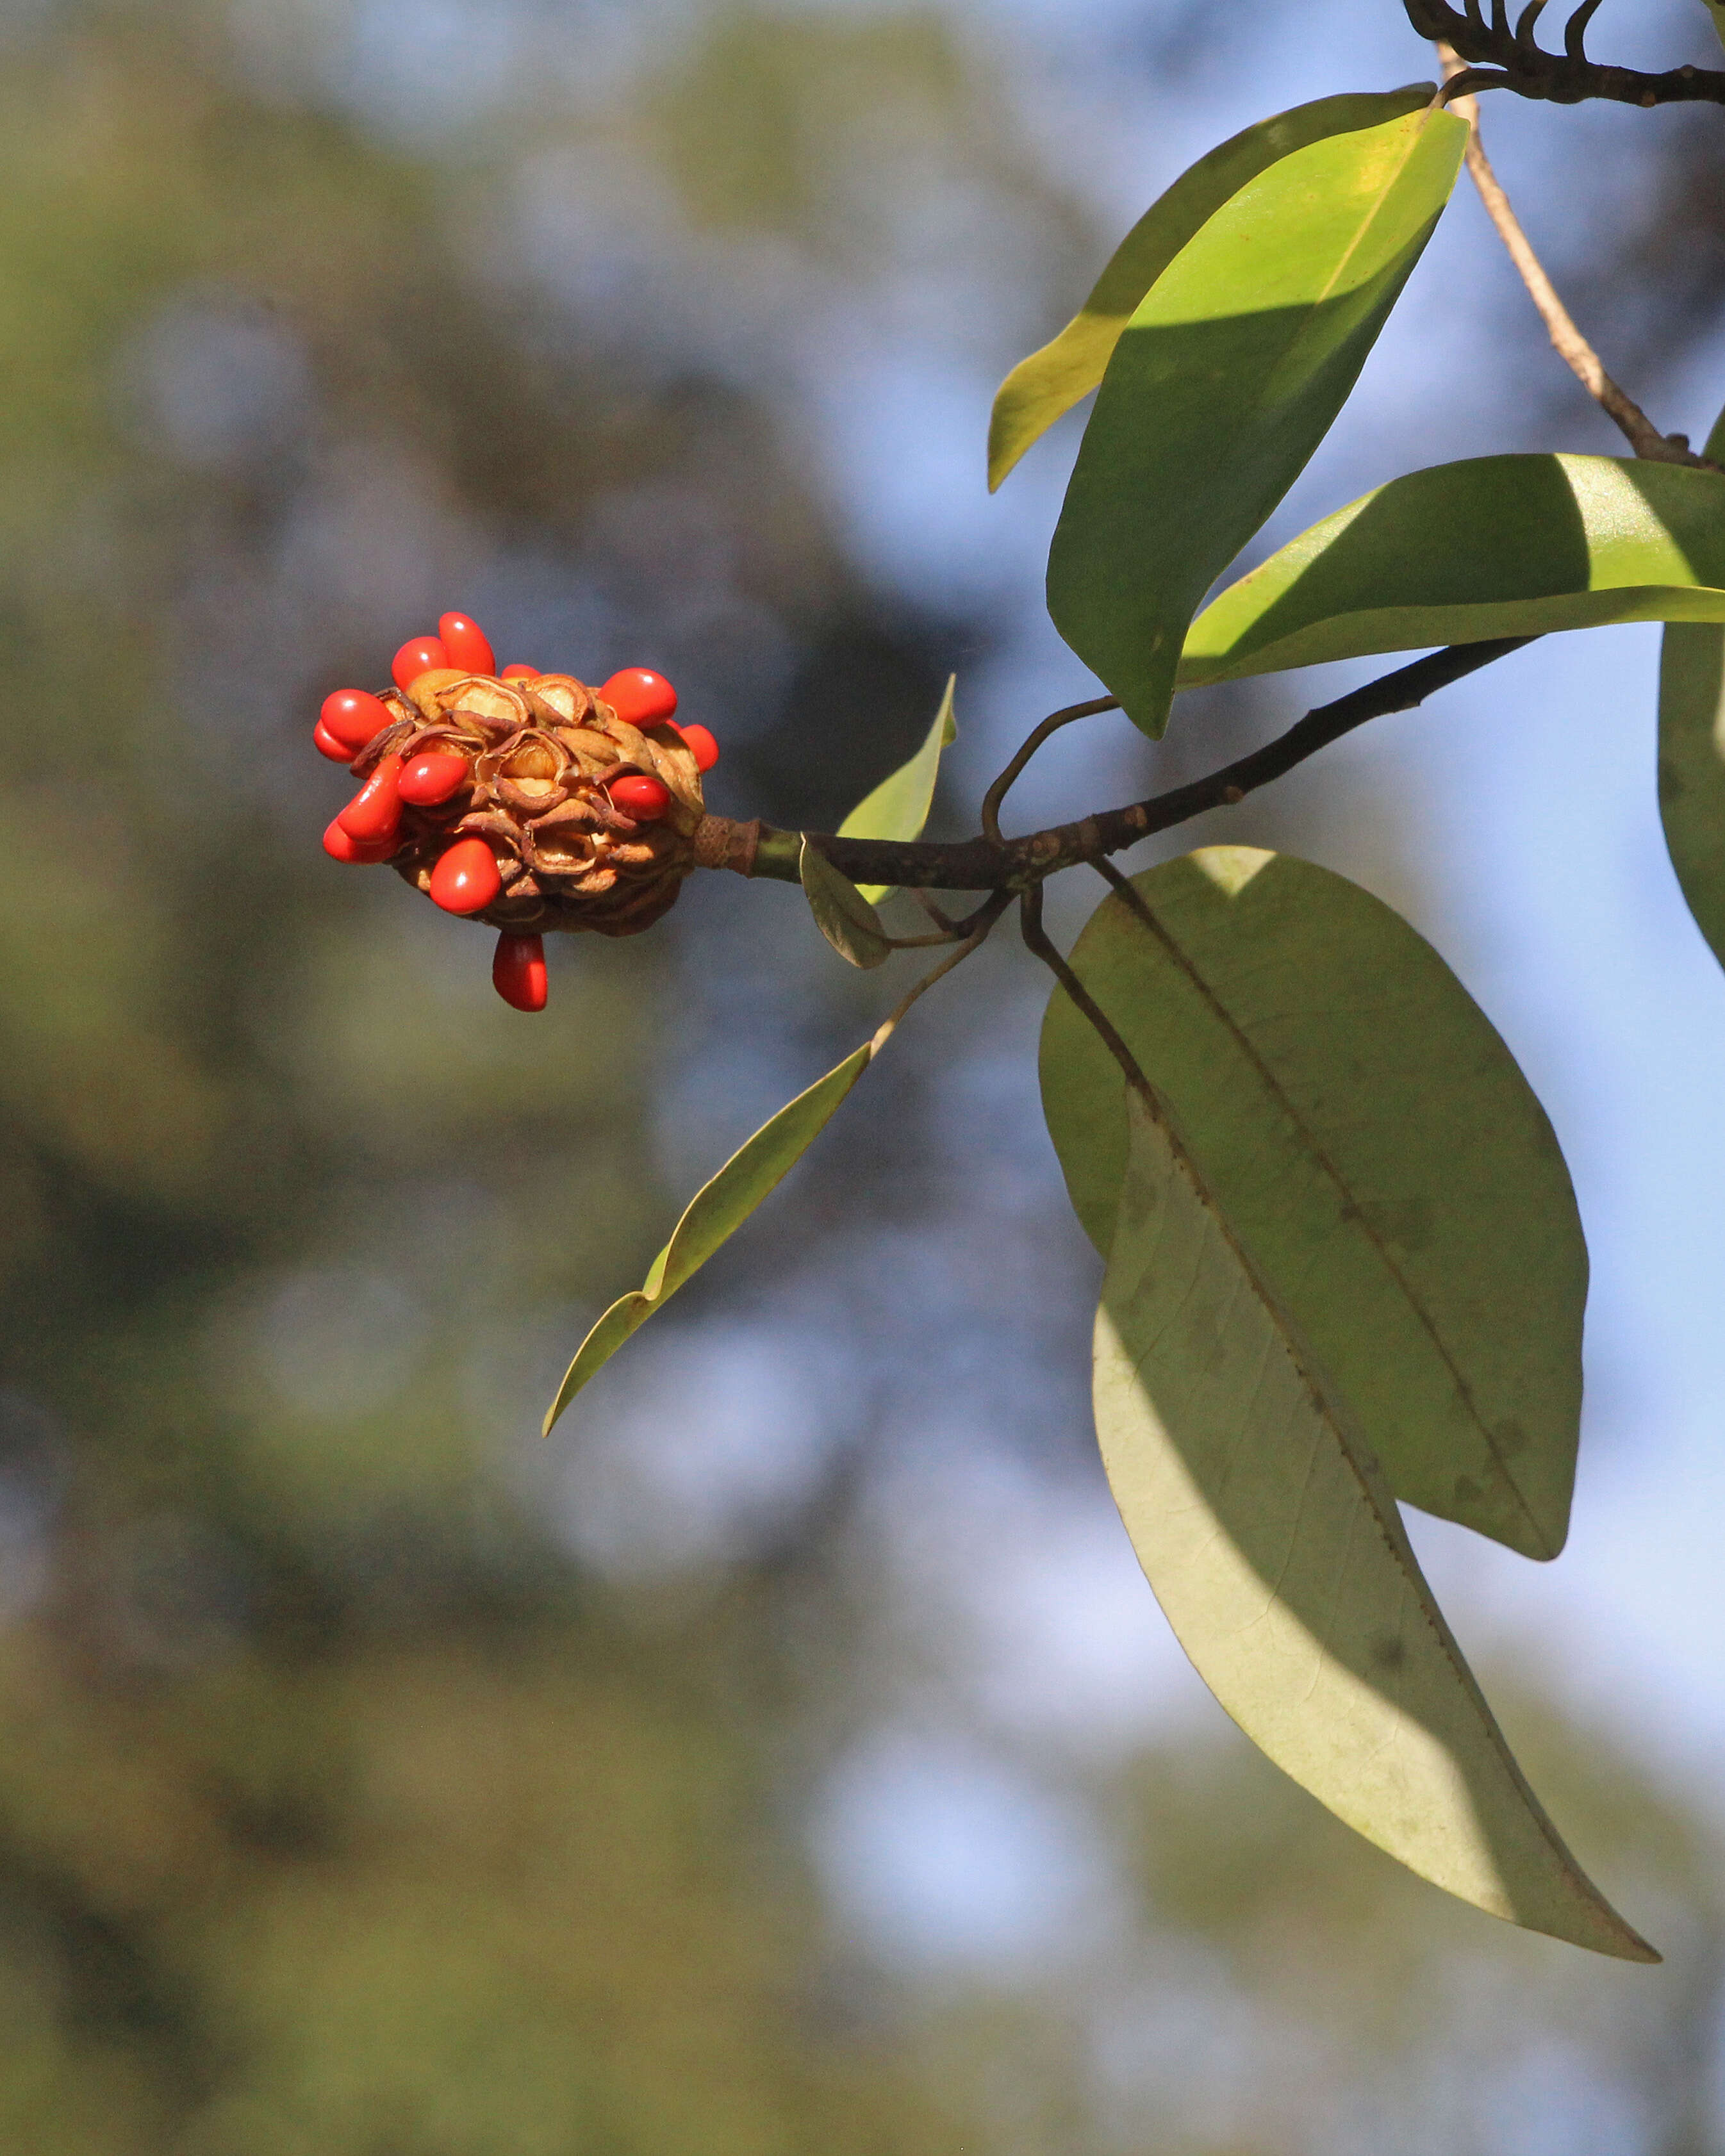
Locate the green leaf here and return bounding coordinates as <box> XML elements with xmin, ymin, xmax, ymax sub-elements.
<box><xmin>543</xmin><ymin>1039</ymin><xmax>880</xmax><ymax>1431</ymax></box>
<box><xmin>987</xmin><ymin>88</ymin><xmax>1433</xmax><ymax>492</ymax></box>
<box><xmin>1657</xmin><ymin>406</ymin><xmax>1725</xmax><ymax>971</ymax></box>
<box><xmin>836</xmin><ymin>674</ymin><xmax>957</xmax><ymax>904</ymax></box>
<box><xmin>1041</xmin><ymin>848</ymin><xmax>1587</xmax><ymax>1561</ymax></box>
<box><xmin>1095</xmin><ymin>1087</ymin><xmax>1656</xmax><ymax>1959</ymax></box>
<box><xmin>800</xmin><ymin>837</ymin><xmax>892</xmax><ymax>968</ymax></box>
<box><xmin>1182</xmin><ymin>453</ymin><xmax>1725</xmax><ymax>685</ymax></box>
<box><xmin>1046</xmin><ymin>103</ymin><xmax>1465</xmax><ymax>739</ymax></box>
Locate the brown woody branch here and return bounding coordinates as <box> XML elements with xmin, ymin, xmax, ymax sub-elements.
<box><xmin>707</xmin><ymin>638</ymin><xmax>1534</xmax><ymax>893</ymax></box>
<box><xmin>1408</xmin><ymin>0</ymin><xmax>1725</xmax><ymax>107</ymax></box>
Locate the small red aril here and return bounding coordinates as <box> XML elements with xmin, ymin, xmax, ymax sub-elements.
<box><xmin>399</xmin><ymin>752</ymin><xmax>470</xmax><ymax>807</ymax></box>
<box><xmin>320</xmin><ymin>687</ymin><xmax>393</xmax><ymax>752</ymax></box>
<box><xmin>314</xmin><ymin>718</ymin><xmax>356</xmax><ymax>762</ymax></box>
<box><xmin>607</xmin><ymin>773</ymin><xmax>670</xmax><ymax>821</ymax></box>
<box><xmin>438</xmin><ymin>612</ymin><xmax>497</xmax><ymax>675</ymax></box>
<box><xmin>600</xmin><ymin>667</ymin><xmax>678</xmax><ymax>728</ymax></box>
<box><xmin>675</xmin><ymin>722</ymin><xmax>719</xmax><ymax>773</ymax></box>
<box><xmin>429</xmin><ymin>836</ymin><xmax>503</xmax><ymax>915</ymax></box>
<box><xmin>323</xmin><ymin>817</ymin><xmax>396</xmax><ymax>864</ymax></box>
<box><xmin>392</xmin><ymin>635</ymin><xmax>450</xmax><ymax>691</ymax></box>
<box><xmin>500</xmin><ymin>664</ymin><xmax>541</xmax><ymax>681</ymax></box>
<box><xmin>492</xmin><ymin>932</ymin><xmax>548</xmax><ymax>1012</ymax></box>
<box><xmin>337</xmin><ymin>753</ymin><xmax>405</xmax><ymax>844</ymax></box>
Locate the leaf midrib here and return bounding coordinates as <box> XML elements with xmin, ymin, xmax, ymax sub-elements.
<box><xmin>1102</xmin><ymin>878</ymin><xmax>1553</xmax><ymax>1558</ymax></box>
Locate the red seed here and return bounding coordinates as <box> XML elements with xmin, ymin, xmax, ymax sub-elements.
<box><xmin>323</xmin><ymin>816</ymin><xmax>396</xmax><ymax>864</ymax></box>
<box><xmin>607</xmin><ymin>773</ymin><xmax>670</xmax><ymax>821</ymax></box>
<box><xmin>399</xmin><ymin>752</ymin><xmax>470</xmax><ymax>807</ymax></box>
<box><xmin>499</xmin><ymin>664</ymin><xmax>540</xmax><ymax>681</ymax></box>
<box><xmin>600</xmin><ymin>667</ymin><xmax>678</xmax><ymax>728</ymax></box>
<box><xmin>429</xmin><ymin>835</ymin><xmax>503</xmax><ymax>915</ymax></box>
<box><xmin>320</xmin><ymin>687</ymin><xmax>394</xmax><ymax>752</ymax></box>
<box><xmin>392</xmin><ymin>636</ymin><xmax>449</xmax><ymax>691</ymax></box>
<box><xmin>438</xmin><ymin>612</ymin><xmax>497</xmax><ymax>675</ymax></box>
<box><xmin>337</xmin><ymin>752</ymin><xmax>405</xmax><ymax>843</ymax></box>
<box><xmin>314</xmin><ymin>718</ymin><xmax>356</xmax><ymax>762</ymax></box>
<box><xmin>492</xmin><ymin>932</ymin><xmax>548</xmax><ymax>1012</ymax></box>
<box><xmin>675</xmin><ymin>722</ymin><xmax>719</xmax><ymax>773</ymax></box>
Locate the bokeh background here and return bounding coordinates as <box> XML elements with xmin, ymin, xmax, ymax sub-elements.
<box><xmin>7</xmin><ymin>0</ymin><xmax>1725</xmax><ymax>2148</ymax></box>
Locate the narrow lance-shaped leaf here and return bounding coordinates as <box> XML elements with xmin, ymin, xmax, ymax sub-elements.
<box><xmin>1658</xmin><ymin>406</ymin><xmax>1725</xmax><ymax>973</ymax></box>
<box><xmin>543</xmin><ymin>1037</ymin><xmax>880</xmax><ymax>1430</ymax></box>
<box><xmin>1041</xmin><ymin>850</ymin><xmax>1587</xmax><ymax>1561</ymax></box>
<box><xmin>1047</xmin><ymin>104</ymin><xmax>1465</xmax><ymax>738</ymax></box>
<box><xmin>987</xmin><ymin>88</ymin><xmax>1432</xmax><ymax>491</ymax></box>
<box><xmin>801</xmin><ymin>837</ymin><xmax>893</xmax><ymax>968</ymax></box>
<box><xmin>836</xmin><ymin>675</ymin><xmax>957</xmax><ymax>904</ymax></box>
<box><xmin>1096</xmin><ymin>1088</ymin><xmax>1656</xmax><ymax>1959</ymax></box>
<box><xmin>1182</xmin><ymin>453</ymin><xmax>1725</xmax><ymax>685</ymax></box>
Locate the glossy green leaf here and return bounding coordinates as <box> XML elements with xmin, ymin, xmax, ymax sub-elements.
<box><xmin>1095</xmin><ymin>1088</ymin><xmax>1656</xmax><ymax>1959</ymax></box>
<box><xmin>543</xmin><ymin>1039</ymin><xmax>879</xmax><ymax>1430</ymax></box>
<box><xmin>801</xmin><ymin>837</ymin><xmax>892</xmax><ymax>968</ymax></box>
<box><xmin>836</xmin><ymin>674</ymin><xmax>957</xmax><ymax>903</ymax></box>
<box><xmin>1182</xmin><ymin>453</ymin><xmax>1725</xmax><ymax>685</ymax></box>
<box><xmin>1657</xmin><ymin>407</ymin><xmax>1725</xmax><ymax>972</ymax></box>
<box><xmin>987</xmin><ymin>88</ymin><xmax>1432</xmax><ymax>492</ymax></box>
<box><xmin>1041</xmin><ymin>848</ymin><xmax>1587</xmax><ymax>1560</ymax></box>
<box><xmin>1047</xmin><ymin>104</ymin><xmax>1465</xmax><ymax>738</ymax></box>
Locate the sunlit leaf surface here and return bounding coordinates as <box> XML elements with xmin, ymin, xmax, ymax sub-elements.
<box><xmin>836</xmin><ymin>675</ymin><xmax>957</xmax><ymax>903</ymax></box>
<box><xmin>1047</xmin><ymin>104</ymin><xmax>1465</xmax><ymax>737</ymax></box>
<box><xmin>1095</xmin><ymin>1089</ymin><xmax>1656</xmax><ymax>1959</ymax></box>
<box><xmin>1041</xmin><ymin>849</ymin><xmax>1586</xmax><ymax>1559</ymax></box>
<box><xmin>544</xmin><ymin>1041</ymin><xmax>877</xmax><ymax>1428</ymax></box>
<box><xmin>987</xmin><ymin>88</ymin><xmax>1432</xmax><ymax>491</ymax></box>
<box><xmin>1183</xmin><ymin>454</ymin><xmax>1725</xmax><ymax>684</ymax></box>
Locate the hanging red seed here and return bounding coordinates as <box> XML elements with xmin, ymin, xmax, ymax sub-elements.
<box><xmin>429</xmin><ymin>835</ymin><xmax>503</xmax><ymax>914</ymax></box>
<box><xmin>499</xmin><ymin>664</ymin><xmax>541</xmax><ymax>680</ymax></box>
<box><xmin>399</xmin><ymin>752</ymin><xmax>470</xmax><ymax>807</ymax></box>
<box><xmin>675</xmin><ymin>722</ymin><xmax>720</xmax><ymax>773</ymax></box>
<box><xmin>323</xmin><ymin>816</ymin><xmax>397</xmax><ymax>864</ymax></box>
<box><xmin>320</xmin><ymin>687</ymin><xmax>394</xmax><ymax>752</ymax></box>
<box><xmin>492</xmin><ymin>932</ymin><xmax>548</xmax><ymax>1012</ymax></box>
<box><xmin>337</xmin><ymin>752</ymin><xmax>405</xmax><ymax>843</ymax></box>
<box><xmin>314</xmin><ymin>718</ymin><xmax>356</xmax><ymax>762</ymax></box>
<box><xmin>607</xmin><ymin>773</ymin><xmax>670</xmax><ymax>821</ymax></box>
<box><xmin>438</xmin><ymin>612</ymin><xmax>497</xmax><ymax>675</ymax></box>
<box><xmin>392</xmin><ymin>635</ymin><xmax>450</xmax><ymax>691</ymax></box>
<box><xmin>600</xmin><ymin>667</ymin><xmax>678</xmax><ymax>728</ymax></box>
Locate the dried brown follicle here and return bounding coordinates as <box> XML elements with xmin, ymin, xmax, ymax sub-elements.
<box><xmin>351</xmin><ymin>670</ymin><xmax>706</xmax><ymax>938</ymax></box>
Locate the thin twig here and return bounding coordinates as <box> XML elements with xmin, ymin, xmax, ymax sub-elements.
<box><xmin>981</xmin><ymin>695</ymin><xmax>1119</xmax><ymax>844</ymax></box>
<box><xmin>1018</xmin><ymin>886</ymin><xmax>1160</xmax><ymax>1110</ymax></box>
<box><xmin>872</xmin><ymin>889</ymin><xmax>1013</xmax><ymax>1047</ymax></box>
<box><xmin>1440</xmin><ymin>43</ymin><xmax>1708</xmax><ymax>466</ymax></box>
<box><xmin>734</xmin><ymin>636</ymin><xmax>1533</xmax><ymax>891</ymax></box>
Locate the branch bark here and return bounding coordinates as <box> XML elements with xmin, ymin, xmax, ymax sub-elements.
<box><xmin>715</xmin><ymin>638</ymin><xmax>1534</xmax><ymax>892</ymax></box>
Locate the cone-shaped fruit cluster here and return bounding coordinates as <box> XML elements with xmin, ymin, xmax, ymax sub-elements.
<box><xmin>314</xmin><ymin>616</ymin><xmax>720</xmax><ymax>1010</ymax></box>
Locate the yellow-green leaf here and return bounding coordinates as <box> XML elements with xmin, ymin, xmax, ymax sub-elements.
<box><xmin>1182</xmin><ymin>453</ymin><xmax>1725</xmax><ymax>686</ymax></box>
<box><xmin>1041</xmin><ymin>850</ymin><xmax>1586</xmax><ymax>1560</ymax></box>
<box><xmin>986</xmin><ymin>88</ymin><xmax>1433</xmax><ymax>492</ymax></box>
<box><xmin>1658</xmin><ymin>406</ymin><xmax>1725</xmax><ymax>971</ymax></box>
<box><xmin>800</xmin><ymin>836</ymin><xmax>892</xmax><ymax>968</ymax></box>
<box><xmin>543</xmin><ymin>1039</ymin><xmax>879</xmax><ymax>1430</ymax></box>
<box><xmin>836</xmin><ymin>675</ymin><xmax>957</xmax><ymax>903</ymax></box>
<box><xmin>1047</xmin><ymin>104</ymin><xmax>1465</xmax><ymax>738</ymax></box>
<box><xmin>1096</xmin><ymin>1089</ymin><xmax>1656</xmax><ymax>1959</ymax></box>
